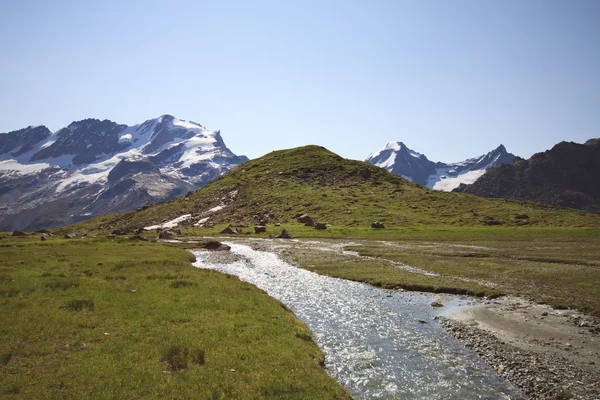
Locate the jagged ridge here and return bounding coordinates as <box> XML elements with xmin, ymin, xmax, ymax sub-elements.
<box><xmin>366</xmin><ymin>142</ymin><xmax>516</xmax><ymax>190</ymax></box>
<box><xmin>0</xmin><ymin>115</ymin><xmax>248</xmax><ymax>230</ymax></box>
<box><xmin>453</xmin><ymin>139</ymin><xmax>600</xmax><ymax>213</ymax></box>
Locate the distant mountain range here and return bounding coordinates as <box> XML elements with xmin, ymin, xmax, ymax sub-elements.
<box><xmin>366</xmin><ymin>142</ymin><xmax>516</xmax><ymax>191</ymax></box>
<box><xmin>454</xmin><ymin>139</ymin><xmax>600</xmax><ymax>213</ymax></box>
<box><xmin>0</xmin><ymin>115</ymin><xmax>247</xmax><ymax>230</ymax></box>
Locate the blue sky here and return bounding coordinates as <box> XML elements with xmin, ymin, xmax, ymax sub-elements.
<box><xmin>1</xmin><ymin>0</ymin><xmax>598</xmax><ymax>162</ymax></box>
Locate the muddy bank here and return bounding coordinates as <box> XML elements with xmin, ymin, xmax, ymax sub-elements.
<box><xmin>439</xmin><ymin>297</ymin><xmax>600</xmax><ymax>399</ymax></box>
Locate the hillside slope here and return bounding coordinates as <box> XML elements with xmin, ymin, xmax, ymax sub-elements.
<box><xmin>454</xmin><ymin>139</ymin><xmax>600</xmax><ymax>213</ymax></box>
<box><xmin>0</xmin><ymin>115</ymin><xmax>247</xmax><ymax>230</ymax></box>
<box><xmin>62</xmin><ymin>145</ymin><xmax>600</xmax><ymax>234</ymax></box>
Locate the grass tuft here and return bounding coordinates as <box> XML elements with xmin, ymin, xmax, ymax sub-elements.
<box><xmin>61</xmin><ymin>299</ymin><xmax>95</xmax><ymax>312</ymax></box>
<box><xmin>1</xmin><ymin>352</ymin><xmax>13</xmax><ymax>366</ymax></box>
<box><xmin>170</xmin><ymin>280</ymin><xmax>198</xmax><ymax>288</ymax></box>
<box><xmin>161</xmin><ymin>345</ymin><xmax>189</xmax><ymax>371</ymax></box>
<box><xmin>45</xmin><ymin>280</ymin><xmax>79</xmax><ymax>291</ymax></box>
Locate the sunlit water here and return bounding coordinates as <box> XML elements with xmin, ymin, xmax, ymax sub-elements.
<box><xmin>192</xmin><ymin>243</ymin><xmax>520</xmax><ymax>399</ymax></box>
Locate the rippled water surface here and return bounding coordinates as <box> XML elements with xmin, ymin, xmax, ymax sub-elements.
<box><xmin>193</xmin><ymin>243</ymin><xmax>520</xmax><ymax>399</ymax></box>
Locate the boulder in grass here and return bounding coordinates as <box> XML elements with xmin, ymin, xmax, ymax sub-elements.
<box><xmin>112</xmin><ymin>227</ymin><xmax>132</xmax><ymax>236</ymax></box>
<box><xmin>220</xmin><ymin>226</ymin><xmax>241</xmax><ymax>235</ymax></box>
<box><xmin>314</xmin><ymin>223</ymin><xmax>327</xmax><ymax>230</ymax></box>
<box><xmin>64</xmin><ymin>233</ymin><xmax>77</xmax><ymax>239</ymax></box>
<box><xmin>254</xmin><ymin>225</ymin><xmax>267</xmax><ymax>233</ymax></box>
<box><xmin>40</xmin><ymin>234</ymin><xmax>48</xmax><ymax>241</ymax></box>
<box><xmin>297</xmin><ymin>214</ymin><xmax>313</xmax><ymax>224</ymax></box>
<box><xmin>371</xmin><ymin>221</ymin><xmax>385</xmax><ymax>229</ymax></box>
<box><xmin>158</xmin><ymin>230</ymin><xmax>176</xmax><ymax>239</ymax></box>
<box><xmin>130</xmin><ymin>234</ymin><xmax>149</xmax><ymax>241</ymax></box>
<box><xmin>12</xmin><ymin>230</ymin><xmax>27</xmax><ymax>237</ymax></box>
<box><xmin>276</xmin><ymin>229</ymin><xmax>293</xmax><ymax>239</ymax></box>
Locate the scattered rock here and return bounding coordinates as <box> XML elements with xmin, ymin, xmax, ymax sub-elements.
<box><xmin>64</xmin><ymin>233</ymin><xmax>77</xmax><ymax>239</ymax></box>
<box><xmin>314</xmin><ymin>223</ymin><xmax>327</xmax><ymax>230</ymax></box>
<box><xmin>371</xmin><ymin>221</ymin><xmax>385</xmax><ymax>229</ymax></box>
<box><xmin>129</xmin><ymin>234</ymin><xmax>149</xmax><ymax>241</ymax></box>
<box><xmin>12</xmin><ymin>230</ymin><xmax>27</xmax><ymax>237</ymax></box>
<box><xmin>482</xmin><ymin>216</ymin><xmax>503</xmax><ymax>226</ymax></box>
<box><xmin>254</xmin><ymin>225</ymin><xmax>267</xmax><ymax>233</ymax></box>
<box><xmin>204</xmin><ymin>240</ymin><xmax>231</xmax><ymax>251</ymax></box>
<box><xmin>276</xmin><ymin>230</ymin><xmax>293</xmax><ymax>239</ymax></box>
<box><xmin>220</xmin><ymin>226</ymin><xmax>242</xmax><ymax>234</ymax></box>
<box><xmin>112</xmin><ymin>227</ymin><xmax>132</xmax><ymax>236</ymax></box>
<box><xmin>430</xmin><ymin>301</ymin><xmax>444</xmax><ymax>308</ymax></box>
<box><xmin>274</xmin><ymin>222</ymin><xmax>281</xmax><ymax>227</ymax></box>
<box><xmin>40</xmin><ymin>234</ymin><xmax>48</xmax><ymax>241</ymax></box>
<box><xmin>297</xmin><ymin>214</ymin><xmax>314</xmax><ymax>225</ymax></box>
<box><xmin>158</xmin><ymin>230</ymin><xmax>177</xmax><ymax>239</ymax></box>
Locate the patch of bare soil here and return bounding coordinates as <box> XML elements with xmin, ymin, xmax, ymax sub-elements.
<box><xmin>439</xmin><ymin>297</ymin><xmax>600</xmax><ymax>399</ymax></box>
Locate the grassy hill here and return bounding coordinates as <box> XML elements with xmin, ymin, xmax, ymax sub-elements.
<box><xmin>64</xmin><ymin>145</ymin><xmax>600</xmax><ymax>235</ymax></box>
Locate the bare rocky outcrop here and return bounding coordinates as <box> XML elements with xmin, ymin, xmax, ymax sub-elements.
<box><xmin>454</xmin><ymin>139</ymin><xmax>600</xmax><ymax>213</ymax></box>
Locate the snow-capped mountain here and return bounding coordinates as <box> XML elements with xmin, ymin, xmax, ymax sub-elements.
<box><xmin>0</xmin><ymin>115</ymin><xmax>248</xmax><ymax>230</ymax></box>
<box><xmin>366</xmin><ymin>142</ymin><xmax>516</xmax><ymax>191</ymax></box>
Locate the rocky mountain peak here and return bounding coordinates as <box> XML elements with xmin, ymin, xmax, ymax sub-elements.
<box><xmin>0</xmin><ymin>125</ymin><xmax>52</xmax><ymax>157</ymax></box>
<box><xmin>367</xmin><ymin>141</ymin><xmax>516</xmax><ymax>190</ymax></box>
<box><xmin>0</xmin><ymin>115</ymin><xmax>248</xmax><ymax>231</ymax></box>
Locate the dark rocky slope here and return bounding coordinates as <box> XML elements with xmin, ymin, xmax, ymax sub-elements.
<box><xmin>454</xmin><ymin>139</ymin><xmax>600</xmax><ymax>213</ymax></box>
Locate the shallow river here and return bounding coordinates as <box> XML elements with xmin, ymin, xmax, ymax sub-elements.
<box><xmin>193</xmin><ymin>243</ymin><xmax>520</xmax><ymax>399</ymax></box>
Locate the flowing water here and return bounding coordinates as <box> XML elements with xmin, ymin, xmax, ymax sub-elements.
<box><xmin>192</xmin><ymin>243</ymin><xmax>521</xmax><ymax>399</ymax></box>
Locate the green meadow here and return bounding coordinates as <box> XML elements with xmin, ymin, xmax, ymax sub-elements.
<box><xmin>0</xmin><ymin>236</ymin><xmax>349</xmax><ymax>399</ymax></box>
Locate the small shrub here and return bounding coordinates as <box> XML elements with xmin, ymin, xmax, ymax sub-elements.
<box><xmin>61</xmin><ymin>299</ymin><xmax>94</xmax><ymax>311</ymax></box>
<box><xmin>45</xmin><ymin>281</ymin><xmax>79</xmax><ymax>291</ymax></box>
<box><xmin>146</xmin><ymin>274</ymin><xmax>188</xmax><ymax>280</ymax></box>
<box><xmin>169</xmin><ymin>317</ymin><xmax>191</xmax><ymax>324</ymax></box>
<box><xmin>112</xmin><ymin>262</ymin><xmax>136</xmax><ymax>271</ymax></box>
<box><xmin>191</xmin><ymin>348</ymin><xmax>205</xmax><ymax>365</ymax></box>
<box><xmin>170</xmin><ymin>280</ymin><xmax>197</xmax><ymax>288</ymax></box>
<box><xmin>1</xmin><ymin>352</ymin><xmax>13</xmax><ymax>365</ymax></box>
<box><xmin>161</xmin><ymin>345</ymin><xmax>189</xmax><ymax>371</ymax></box>
<box><xmin>295</xmin><ymin>332</ymin><xmax>312</xmax><ymax>341</ymax></box>
<box><xmin>104</xmin><ymin>275</ymin><xmax>126</xmax><ymax>281</ymax></box>
<box><xmin>5</xmin><ymin>384</ymin><xmax>20</xmax><ymax>394</ymax></box>
<box><xmin>0</xmin><ymin>288</ymin><xmax>20</xmax><ymax>297</ymax></box>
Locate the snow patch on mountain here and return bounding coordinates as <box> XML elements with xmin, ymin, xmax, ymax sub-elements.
<box><xmin>0</xmin><ymin>115</ymin><xmax>248</xmax><ymax>231</ymax></box>
<box><xmin>366</xmin><ymin>142</ymin><xmax>516</xmax><ymax>191</ymax></box>
<box><xmin>145</xmin><ymin>214</ymin><xmax>192</xmax><ymax>230</ymax></box>
<box><xmin>430</xmin><ymin>169</ymin><xmax>487</xmax><ymax>191</ymax></box>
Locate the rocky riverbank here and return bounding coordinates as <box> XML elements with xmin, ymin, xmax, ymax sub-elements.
<box><xmin>439</xmin><ymin>297</ymin><xmax>600</xmax><ymax>400</ymax></box>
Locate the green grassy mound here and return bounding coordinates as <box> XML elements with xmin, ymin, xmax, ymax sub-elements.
<box><xmin>59</xmin><ymin>145</ymin><xmax>600</xmax><ymax>235</ymax></box>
